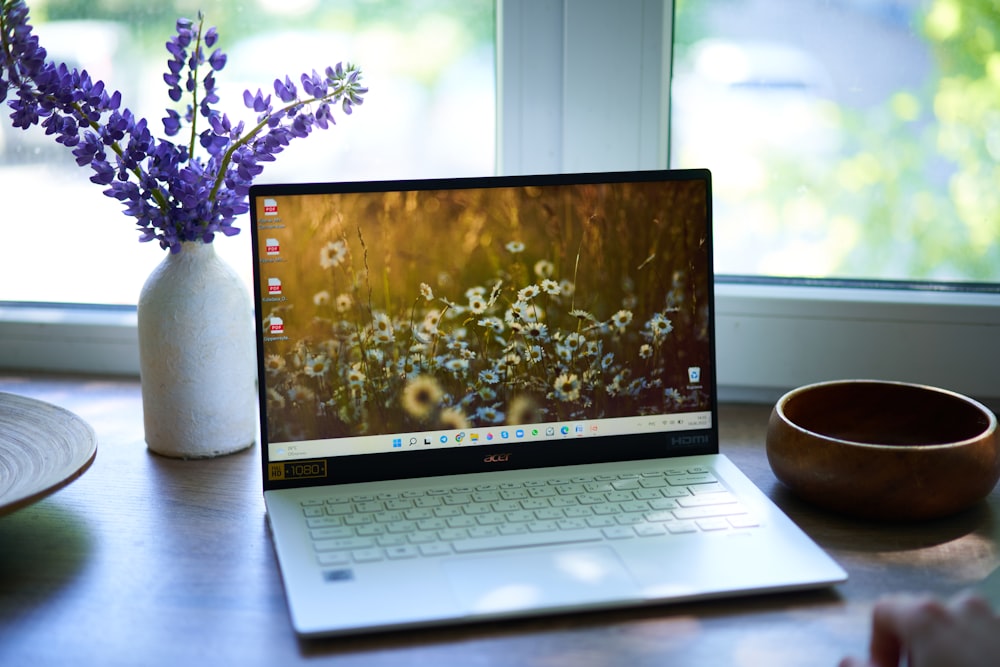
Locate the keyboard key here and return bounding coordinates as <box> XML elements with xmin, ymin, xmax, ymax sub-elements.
<box><xmin>527</xmin><ymin>520</ymin><xmax>558</xmax><ymax>533</ymax></box>
<box><xmin>666</xmin><ymin>473</ymin><xmax>717</xmax><ymax>486</ymax></box>
<box><xmin>676</xmin><ymin>492</ymin><xmax>737</xmax><ymax>508</ymax></box>
<box><xmin>385</xmin><ymin>498</ymin><xmax>414</xmax><ymax>510</ymax></box>
<box><xmin>696</xmin><ymin>518</ymin><xmax>730</xmax><ymax>531</ymax></box>
<box><xmin>311</xmin><ymin>526</ymin><xmax>354</xmax><ymax>540</ymax></box>
<box><xmin>315</xmin><ymin>537</ymin><xmax>375</xmax><ymax>551</ymax></box>
<box><xmin>407</xmin><ymin>531</ymin><xmax>439</xmax><ymax>544</ymax></box>
<box><xmin>451</xmin><ymin>528</ymin><xmax>602</xmax><ymax>553</ymax></box>
<box><xmin>419</xmin><ymin>543</ymin><xmax>453</xmax><ymax>557</ymax></box>
<box><xmin>317</xmin><ymin>551</ymin><xmax>351</xmax><ymax>566</ymax></box>
<box><xmin>437</xmin><ymin>528</ymin><xmax>469</xmax><ymax>541</ymax></box>
<box><xmin>386</xmin><ymin>545</ymin><xmax>420</xmax><ymax>559</ymax></box>
<box><xmin>602</xmin><ymin>526</ymin><xmax>636</xmax><ymax>539</ymax></box>
<box><xmin>667</xmin><ymin>521</ymin><xmax>698</xmax><ymax>534</ymax></box>
<box><xmin>468</xmin><ymin>526</ymin><xmax>500</xmax><ymax>538</ymax></box>
<box><xmin>352</xmin><ymin>548</ymin><xmax>384</xmax><ymax>562</ymax></box>
<box><xmin>306</xmin><ymin>516</ymin><xmax>346</xmax><ymax>528</ymax></box>
<box><xmin>326</xmin><ymin>503</ymin><xmax>353</xmax><ymax>515</ymax></box>
<box><xmin>377</xmin><ymin>534</ymin><xmax>408</xmax><ymax>547</ymax></box>
<box><xmin>586</xmin><ymin>515</ymin><xmax>617</xmax><ymax>528</ymax></box>
<box><xmin>673</xmin><ymin>505</ymin><xmax>746</xmax><ymax>521</ymax></box>
<box><xmin>635</xmin><ymin>523</ymin><xmax>667</xmax><ymax>537</ymax></box>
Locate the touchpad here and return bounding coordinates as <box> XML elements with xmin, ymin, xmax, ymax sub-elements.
<box><xmin>445</xmin><ymin>547</ymin><xmax>642</xmax><ymax>614</ymax></box>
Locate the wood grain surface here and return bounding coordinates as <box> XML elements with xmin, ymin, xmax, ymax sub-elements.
<box><xmin>0</xmin><ymin>373</ymin><xmax>997</xmax><ymax>667</ymax></box>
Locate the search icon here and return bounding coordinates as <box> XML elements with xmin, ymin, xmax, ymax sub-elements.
<box><xmin>408</xmin><ymin>437</ymin><xmax>417</xmax><ymax>446</ymax></box>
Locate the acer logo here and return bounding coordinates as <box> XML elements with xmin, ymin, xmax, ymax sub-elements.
<box><xmin>671</xmin><ymin>435</ymin><xmax>711</xmax><ymax>446</ymax></box>
<box><xmin>483</xmin><ymin>453</ymin><xmax>511</xmax><ymax>463</ymax></box>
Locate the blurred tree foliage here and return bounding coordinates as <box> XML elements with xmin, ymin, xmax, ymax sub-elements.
<box><xmin>32</xmin><ymin>0</ymin><xmax>493</xmax><ymax>78</ymax></box>
<box><xmin>777</xmin><ymin>0</ymin><xmax>999</xmax><ymax>281</ymax></box>
<box><xmin>921</xmin><ymin>0</ymin><xmax>1000</xmax><ymax>281</ymax></box>
<box><xmin>37</xmin><ymin>0</ymin><xmax>493</xmax><ymax>36</ymax></box>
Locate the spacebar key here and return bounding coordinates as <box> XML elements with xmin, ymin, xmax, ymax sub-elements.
<box><xmin>452</xmin><ymin>529</ymin><xmax>603</xmax><ymax>553</ymax></box>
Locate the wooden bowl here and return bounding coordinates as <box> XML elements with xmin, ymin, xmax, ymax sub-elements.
<box><xmin>766</xmin><ymin>380</ymin><xmax>999</xmax><ymax>520</ymax></box>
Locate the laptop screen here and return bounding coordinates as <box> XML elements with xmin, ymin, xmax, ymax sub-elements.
<box><xmin>250</xmin><ymin>170</ymin><xmax>717</xmax><ymax>488</ymax></box>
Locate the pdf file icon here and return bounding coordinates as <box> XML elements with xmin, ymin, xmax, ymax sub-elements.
<box><xmin>263</xmin><ymin>198</ymin><xmax>278</xmax><ymax>216</ymax></box>
<box><xmin>265</xmin><ymin>238</ymin><xmax>280</xmax><ymax>255</ymax></box>
<box><xmin>269</xmin><ymin>317</ymin><xmax>285</xmax><ymax>335</ymax></box>
<box><xmin>268</xmin><ymin>278</ymin><xmax>282</xmax><ymax>295</ymax></box>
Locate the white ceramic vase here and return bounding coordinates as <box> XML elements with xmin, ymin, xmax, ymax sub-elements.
<box><xmin>137</xmin><ymin>241</ymin><xmax>257</xmax><ymax>458</ymax></box>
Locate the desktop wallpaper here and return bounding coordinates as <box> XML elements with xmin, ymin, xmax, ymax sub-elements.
<box><xmin>257</xmin><ymin>179</ymin><xmax>712</xmax><ymax>444</ymax></box>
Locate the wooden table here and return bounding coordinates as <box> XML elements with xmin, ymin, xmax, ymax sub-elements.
<box><xmin>1</xmin><ymin>373</ymin><xmax>997</xmax><ymax>666</ymax></box>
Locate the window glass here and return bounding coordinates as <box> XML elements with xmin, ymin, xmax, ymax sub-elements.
<box><xmin>672</xmin><ymin>0</ymin><xmax>1000</xmax><ymax>283</ymax></box>
<box><xmin>0</xmin><ymin>0</ymin><xmax>495</xmax><ymax>305</ymax></box>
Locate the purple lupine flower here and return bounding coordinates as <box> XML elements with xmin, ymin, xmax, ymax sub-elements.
<box><xmin>0</xmin><ymin>1</ymin><xmax>366</xmax><ymax>254</ymax></box>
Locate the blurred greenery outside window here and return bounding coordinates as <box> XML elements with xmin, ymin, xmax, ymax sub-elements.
<box><xmin>0</xmin><ymin>0</ymin><xmax>496</xmax><ymax>305</ymax></box>
<box><xmin>673</xmin><ymin>0</ymin><xmax>1000</xmax><ymax>285</ymax></box>
<box><xmin>2</xmin><ymin>0</ymin><xmax>998</xmax><ymax>310</ymax></box>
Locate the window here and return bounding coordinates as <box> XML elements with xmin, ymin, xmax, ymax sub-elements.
<box><xmin>2</xmin><ymin>0</ymin><xmax>999</xmax><ymax>410</ymax></box>
<box><xmin>667</xmin><ymin>0</ymin><xmax>1000</xmax><ymax>407</ymax></box>
<box><xmin>672</xmin><ymin>0</ymin><xmax>1000</xmax><ymax>283</ymax></box>
<box><xmin>498</xmin><ymin>0</ymin><xmax>999</xmax><ymax>409</ymax></box>
<box><xmin>0</xmin><ymin>0</ymin><xmax>494</xmax><ymax>305</ymax></box>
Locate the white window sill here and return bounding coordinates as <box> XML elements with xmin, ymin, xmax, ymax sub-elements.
<box><xmin>715</xmin><ymin>281</ymin><xmax>1000</xmax><ymax>411</ymax></box>
<box><xmin>0</xmin><ymin>303</ymin><xmax>139</xmax><ymax>376</ymax></box>
<box><xmin>2</xmin><ymin>282</ymin><xmax>997</xmax><ymax>413</ymax></box>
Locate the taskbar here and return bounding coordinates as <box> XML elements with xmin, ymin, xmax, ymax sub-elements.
<box><xmin>268</xmin><ymin>411</ymin><xmax>712</xmax><ymax>461</ymax></box>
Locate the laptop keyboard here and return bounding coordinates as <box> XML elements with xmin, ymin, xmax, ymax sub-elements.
<box><xmin>300</xmin><ymin>467</ymin><xmax>759</xmax><ymax>567</ymax></box>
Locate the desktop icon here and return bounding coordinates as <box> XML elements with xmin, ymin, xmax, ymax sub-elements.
<box><xmin>267</xmin><ymin>277</ymin><xmax>282</xmax><ymax>295</ymax></box>
<box><xmin>265</xmin><ymin>238</ymin><xmax>280</xmax><ymax>255</ymax></box>
<box><xmin>263</xmin><ymin>198</ymin><xmax>279</xmax><ymax>216</ymax></box>
<box><xmin>688</xmin><ymin>366</ymin><xmax>702</xmax><ymax>383</ymax></box>
<box><xmin>269</xmin><ymin>316</ymin><xmax>285</xmax><ymax>335</ymax></box>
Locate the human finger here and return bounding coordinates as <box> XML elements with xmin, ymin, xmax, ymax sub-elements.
<box><xmin>837</xmin><ymin>657</ymin><xmax>875</xmax><ymax>667</ymax></box>
<box><xmin>868</xmin><ymin>594</ymin><xmax>947</xmax><ymax>667</ymax></box>
<box><xmin>947</xmin><ymin>590</ymin><xmax>994</xmax><ymax>617</ymax></box>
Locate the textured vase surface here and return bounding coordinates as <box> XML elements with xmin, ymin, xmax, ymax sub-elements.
<box><xmin>137</xmin><ymin>241</ymin><xmax>257</xmax><ymax>458</ymax></box>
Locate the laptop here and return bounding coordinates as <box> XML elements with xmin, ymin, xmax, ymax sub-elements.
<box><xmin>248</xmin><ymin>169</ymin><xmax>846</xmax><ymax>638</ymax></box>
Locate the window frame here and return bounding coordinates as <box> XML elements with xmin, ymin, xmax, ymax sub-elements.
<box><xmin>2</xmin><ymin>0</ymin><xmax>998</xmax><ymax>413</ymax></box>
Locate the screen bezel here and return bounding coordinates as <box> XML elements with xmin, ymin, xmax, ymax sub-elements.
<box><xmin>249</xmin><ymin>169</ymin><xmax>718</xmax><ymax>491</ymax></box>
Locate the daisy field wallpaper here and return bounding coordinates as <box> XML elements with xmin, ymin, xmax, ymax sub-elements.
<box><xmin>257</xmin><ymin>178</ymin><xmax>712</xmax><ymax>444</ymax></box>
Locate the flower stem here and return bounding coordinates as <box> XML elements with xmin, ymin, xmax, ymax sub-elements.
<box><xmin>207</xmin><ymin>85</ymin><xmax>352</xmax><ymax>204</ymax></box>
<box><xmin>188</xmin><ymin>15</ymin><xmax>205</xmax><ymax>160</ymax></box>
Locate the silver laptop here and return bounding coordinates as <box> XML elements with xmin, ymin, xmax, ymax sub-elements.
<box><xmin>248</xmin><ymin>169</ymin><xmax>846</xmax><ymax>638</ymax></box>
